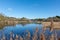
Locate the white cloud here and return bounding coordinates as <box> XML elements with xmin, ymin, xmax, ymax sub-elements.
<box><xmin>7</xmin><ymin>8</ymin><xmax>13</xmax><ymax>11</ymax></box>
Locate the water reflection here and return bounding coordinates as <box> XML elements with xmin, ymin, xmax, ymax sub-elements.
<box><xmin>0</xmin><ymin>23</ymin><xmax>41</xmax><ymax>29</ymax></box>
<box><xmin>0</xmin><ymin>24</ymin><xmax>42</xmax><ymax>40</ymax></box>
<box><xmin>0</xmin><ymin>24</ymin><xmax>60</xmax><ymax>40</ymax></box>
<box><xmin>0</xmin><ymin>24</ymin><xmax>16</xmax><ymax>29</ymax></box>
<box><xmin>0</xmin><ymin>27</ymin><xmax>59</xmax><ymax>40</ymax></box>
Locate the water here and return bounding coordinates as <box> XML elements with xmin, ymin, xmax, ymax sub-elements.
<box><xmin>0</xmin><ymin>24</ymin><xmax>60</xmax><ymax>40</ymax></box>
<box><xmin>0</xmin><ymin>24</ymin><xmax>42</xmax><ymax>38</ymax></box>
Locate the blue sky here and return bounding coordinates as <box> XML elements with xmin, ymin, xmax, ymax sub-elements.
<box><xmin>0</xmin><ymin>0</ymin><xmax>59</xmax><ymax>19</ymax></box>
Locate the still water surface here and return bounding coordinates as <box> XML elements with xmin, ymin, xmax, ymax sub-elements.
<box><xmin>0</xmin><ymin>24</ymin><xmax>60</xmax><ymax>40</ymax></box>
<box><xmin>0</xmin><ymin>24</ymin><xmax>42</xmax><ymax>37</ymax></box>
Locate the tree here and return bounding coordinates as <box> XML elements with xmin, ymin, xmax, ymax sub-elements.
<box><xmin>56</xmin><ymin>16</ymin><xmax>60</xmax><ymax>19</ymax></box>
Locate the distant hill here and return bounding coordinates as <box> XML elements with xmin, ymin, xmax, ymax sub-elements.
<box><xmin>0</xmin><ymin>13</ymin><xmax>60</xmax><ymax>22</ymax></box>
<box><xmin>43</xmin><ymin>16</ymin><xmax>60</xmax><ymax>22</ymax></box>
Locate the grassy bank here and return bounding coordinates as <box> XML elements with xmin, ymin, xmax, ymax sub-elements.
<box><xmin>42</xmin><ymin>22</ymin><xmax>60</xmax><ymax>29</ymax></box>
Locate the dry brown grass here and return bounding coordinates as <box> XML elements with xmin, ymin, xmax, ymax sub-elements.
<box><xmin>42</xmin><ymin>22</ymin><xmax>60</xmax><ymax>29</ymax></box>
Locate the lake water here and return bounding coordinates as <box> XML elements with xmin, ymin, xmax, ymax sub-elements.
<box><xmin>0</xmin><ymin>24</ymin><xmax>60</xmax><ymax>40</ymax></box>
<box><xmin>0</xmin><ymin>24</ymin><xmax>43</xmax><ymax>39</ymax></box>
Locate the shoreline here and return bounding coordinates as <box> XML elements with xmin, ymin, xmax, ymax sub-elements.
<box><xmin>42</xmin><ymin>22</ymin><xmax>60</xmax><ymax>29</ymax></box>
